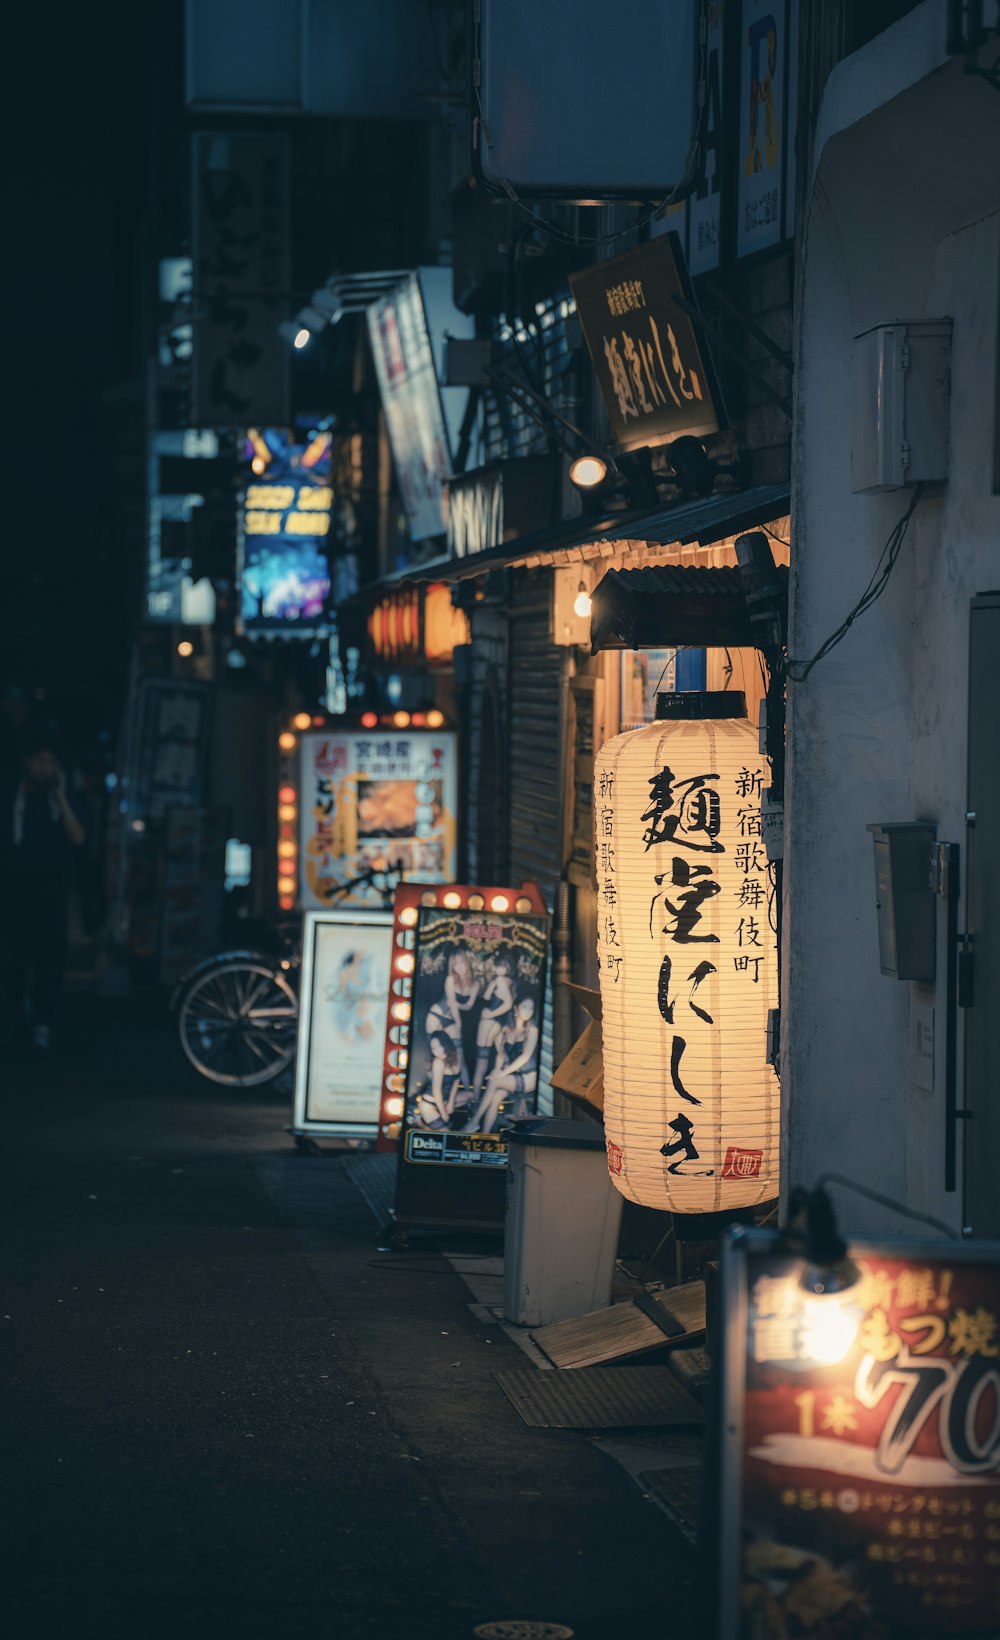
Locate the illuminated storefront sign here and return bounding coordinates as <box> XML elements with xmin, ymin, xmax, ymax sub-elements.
<box><xmin>367</xmin><ymin>584</ymin><xmax>469</xmax><ymax>666</ymax></box>
<box><xmin>281</xmin><ymin>726</ymin><xmax>458</xmax><ymax>910</ymax></box>
<box><xmin>719</xmin><ymin>1230</ymin><xmax>1000</xmax><ymax>1638</ymax></box>
<box><xmin>570</xmin><ymin>233</ymin><xmax>723</xmax><ymax>452</ymax></box>
<box><xmin>239</xmin><ymin>427</ymin><xmax>332</xmax><ymax>633</ymax></box>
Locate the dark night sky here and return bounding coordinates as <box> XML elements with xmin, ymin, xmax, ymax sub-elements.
<box><xmin>3</xmin><ymin>2</ymin><xmax>149</xmax><ymax>748</ymax></box>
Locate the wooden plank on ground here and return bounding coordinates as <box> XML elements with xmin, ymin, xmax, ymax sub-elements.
<box><xmin>530</xmin><ymin>1281</ymin><xmax>706</xmax><ymax>1370</ymax></box>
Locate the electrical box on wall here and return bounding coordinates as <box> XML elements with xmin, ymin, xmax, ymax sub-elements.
<box><xmin>852</xmin><ymin>321</ymin><xmax>951</xmax><ymax>494</ymax></box>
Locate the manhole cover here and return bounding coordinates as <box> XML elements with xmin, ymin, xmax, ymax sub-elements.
<box><xmin>473</xmin><ymin>1626</ymin><xmax>574</xmax><ymax>1640</ymax></box>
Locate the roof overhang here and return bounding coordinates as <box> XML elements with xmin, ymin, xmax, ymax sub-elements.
<box><xmin>370</xmin><ymin>482</ymin><xmax>790</xmax><ymax>588</ymax></box>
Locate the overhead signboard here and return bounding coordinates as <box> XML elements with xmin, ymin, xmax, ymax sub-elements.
<box><xmin>191</xmin><ymin>133</ymin><xmax>288</xmax><ymax>428</ymax></box>
<box><xmin>472</xmin><ymin>0</ymin><xmax>699</xmax><ymax>199</ymax></box>
<box><xmin>570</xmin><ymin>233</ymin><xmax>724</xmax><ymax>452</ymax></box>
<box><xmin>239</xmin><ymin>428</ymin><xmax>332</xmax><ymax>634</ymax></box>
<box><xmin>718</xmin><ymin>1228</ymin><xmax>1000</xmax><ymax>1638</ymax></box>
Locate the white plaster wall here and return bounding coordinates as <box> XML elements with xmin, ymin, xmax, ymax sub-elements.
<box><xmin>785</xmin><ymin>10</ymin><xmax>1000</xmax><ymax>1235</ymax></box>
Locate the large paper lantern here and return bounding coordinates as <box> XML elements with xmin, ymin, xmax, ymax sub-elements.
<box><xmin>594</xmin><ymin>691</ymin><xmax>778</xmax><ymax>1212</ymax></box>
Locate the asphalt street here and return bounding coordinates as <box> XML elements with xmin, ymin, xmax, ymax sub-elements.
<box><xmin>1</xmin><ymin>996</ymin><xmax>697</xmax><ymax>1640</ymax></box>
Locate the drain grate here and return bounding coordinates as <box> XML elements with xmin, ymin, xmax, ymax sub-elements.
<box><xmin>493</xmin><ymin>1364</ymin><xmax>704</xmax><ymax>1430</ymax></box>
<box><xmin>473</xmin><ymin>1625</ymin><xmax>574</xmax><ymax>1639</ymax></box>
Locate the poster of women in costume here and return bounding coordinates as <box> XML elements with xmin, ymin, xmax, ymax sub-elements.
<box><xmin>293</xmin><ymin>910</ymin><xmax>393</xmax><ymax>1133</ymax></box>
<box><xmin>402</xmin><ymin>905</ymin><xmax>549</xmax><ymax>1168</ymax></box>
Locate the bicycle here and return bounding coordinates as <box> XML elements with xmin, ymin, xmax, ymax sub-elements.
<box><xmin>171</xmin><ymin>863</ymin><xmax>400</xmax><ymax>1089</ymax></box>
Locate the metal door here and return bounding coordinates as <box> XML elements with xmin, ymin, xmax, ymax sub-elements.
<box><xmin>964</xmin><ymin>593</ymin><xmax>1000</xmax><ymax>1232</ymax></box>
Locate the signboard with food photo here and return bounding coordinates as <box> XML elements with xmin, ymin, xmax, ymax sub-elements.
<box><xmin>296</xmin><ymin>729</ymin><xmax>458</xmax><ymax>909</ymax></box>
<box><xmin>718</xmin><ymin>1228</ymin><xmax>1000</xmax><ymax>1639</ymax></box>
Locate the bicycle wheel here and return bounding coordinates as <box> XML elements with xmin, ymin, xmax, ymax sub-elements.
<box><xmin>177</xmin><ymin>958</ymin><xmax>298</xmax><ymax>1087</ymax></box>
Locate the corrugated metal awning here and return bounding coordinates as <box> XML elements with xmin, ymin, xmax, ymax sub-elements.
<box><xmin>370</xmin><ymin>481</ymin><xmax>790</xmax><ymax>587</ymax></box>
<box><xmin>590</xmin><ymin>561</ymin><xmax>789</xmax><ymax>653</ymax></box>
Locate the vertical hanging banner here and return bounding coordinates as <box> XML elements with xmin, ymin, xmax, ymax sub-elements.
<box><xmin>719</xmin><ymin>1230</ymin><xmax>1000</xmax><ymax>1638</ymax></box>
<box><xmin>687</xmin><ymin>0</ymin><xmax>726</xmax><ymax>274</ymax></box>
<box><xmin>295</xmin><ymin>729</ymin><xmax>458</xmax><ymax>907</ymax></box>
<box><xmin>737</xmin><ymin>0</ymin><xmax>793</xmax><ymax>257</ymax></box>
<box><xmin>192</xmin><ymin>133</ymin><xmax>289</xmax><ymax>428</ymax></box>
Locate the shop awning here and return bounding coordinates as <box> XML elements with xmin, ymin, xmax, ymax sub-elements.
<box><xmin>589</xmin><ymin>561</ymin><xmax>788</xmax><ymax>652</ymax></box>
<box><xmin>372</xmin><ymin>481</ymin><xmax>790</xmax><ymax>587</ymax></box>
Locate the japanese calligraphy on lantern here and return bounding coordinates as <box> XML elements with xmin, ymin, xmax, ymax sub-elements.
<box><xmin>719</xmin><ymin>1231</ymin><xmax>1000</xmax><ymax>1639</ymax></box>
<box><xmin>296</xmin><ymin>730</ymin><xmax>458</xmax><ymax>909</ymax></box>
<box><xmin>594</xmin><ymin>696</ymin><xmax>778</xmax><ymax>1213</ymax></box>
<box><xmin>191</xmin><ymin>133</ymin><xmax>289</xmax><ymax>428</ymax></box>
<box><xmin>570</xmin><ymin>234</ymin><xmax>723</xmax><ymax>453</ymax></box>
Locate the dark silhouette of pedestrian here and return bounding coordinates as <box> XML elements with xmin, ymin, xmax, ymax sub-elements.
<box><xmin>1</xmin><ymin>736</ymin><xmax>85</xmax><ymax>1049</ymax></box>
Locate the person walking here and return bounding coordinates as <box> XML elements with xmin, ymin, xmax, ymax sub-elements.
<box><xmin>2</xmin><ymin>737</ymin><xmax>85</xmax><ymax>1049</ymax></box>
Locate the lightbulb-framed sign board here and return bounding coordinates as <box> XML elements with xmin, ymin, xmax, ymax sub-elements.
<box><xmin>291</xmin><ymin>908</ymin><xmax>393</xmax><ymax>1139</ymax></box>
<box><xmin>284</xmin><ymin>728</ymin><xmax>458</xmax><ymax>909</ymax></box>
<box><xmin>716</xmin><ymin>1228</ymin><xmax>1000</xmax><ymax>1639</ymax></box>
<box><xmin>377</xmin><ymin>882</ymin><xmax>550</xmax><ymax>1232</ymax></box>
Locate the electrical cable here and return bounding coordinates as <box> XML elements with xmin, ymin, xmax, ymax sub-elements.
<box><xmin>817</xmin><ymin>1171</ymin><xmax>959</xmax><ymax>1240</ymax></box>
<box><xmin>785</xmin><ymin>485</ymin><xmax>924</xmax><ymax>684</ymax></box>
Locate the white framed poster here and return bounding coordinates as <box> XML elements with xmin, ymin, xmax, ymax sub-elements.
<box><xmin>297</xmin><ymin>728</ymin><xmax>458</xmax><ymax>909</ymax></box>
<box><xmin>292</xmin><ymin>908</ymin><xmax>393</xmax><ymax>1136</ymax></box>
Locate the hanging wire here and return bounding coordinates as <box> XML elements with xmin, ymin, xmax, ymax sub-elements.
<box><xmin>785</xmin><ymin>486</ymin><xmax>925</xmax><ymax>684</ymax></box>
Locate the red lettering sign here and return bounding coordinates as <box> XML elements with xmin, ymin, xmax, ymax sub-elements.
<box><xmin>607</xmin><ymin>1140</ymin><xmax>624</xmax><ymax>1176</ymax></box>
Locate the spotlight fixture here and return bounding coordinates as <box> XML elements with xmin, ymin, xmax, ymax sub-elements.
<box><xmin>782</xmin><ymin>1186</ymin><xmax>864</xmax><ymax>1299</ymax></box>
<box><xmin>666</xmin><ymin>435</ymin><xmax>716</xmax><ymax>496</ymax></box>
<box><xmin>569</xmin><ymin>454</ymin><xmax>609</xmax><ymax>490</ymax></box>
<box><xmin>573</xmin><ymin>582</ymin><xmax>593</xmax><ymax>619</ymax></box>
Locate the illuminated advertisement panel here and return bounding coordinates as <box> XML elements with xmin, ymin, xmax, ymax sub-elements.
<box><xmin>718</xmin><ymin>1229</ymin><xmax>1000</xmax><ymax>1638</ymax></box>
<box><xmin>296</xmin><ymin>728</ymin><xmax>458</xmax><ymax>908</ymax></box>
<box><xmin>291</xmin><ymin>908</ymin><xmax>393</xmax><ymax>1137</ymax></box>
<box><xmin>401</xmin><ymin>903</ymin><xmax>549</xmax><ymax>1169</ymax></box>
<box><xmin>239</xmin><ymin>427</ymin><xmax>332</xmax><ymax>632</ymax></box>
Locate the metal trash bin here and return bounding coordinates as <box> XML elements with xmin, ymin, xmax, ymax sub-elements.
<box><xmin>502</xmin><ymin>1117</ymin><xmax>623</xmax><ymax>1326</ymax></box>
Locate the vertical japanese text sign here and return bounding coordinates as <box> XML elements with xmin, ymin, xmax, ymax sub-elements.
<box><xmin>570</xmin><ymin>234</ymin><xmax>724</xmax><ymax>453</ymax></box>
<box><xmin>192</xmin><ymin>133</ymin><xmax>289</xmax><ymax>428</ymax></box>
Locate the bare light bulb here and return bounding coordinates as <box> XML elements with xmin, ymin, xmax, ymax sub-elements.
<box><xmin>573</xmin><ymin>583</ymin><xmax>592</xmax><ymax>619</ymax></box>
<box><xmin>293</xmin><ymin>328</ymin><xmax>311</xmax><ymax>349</ymax></box>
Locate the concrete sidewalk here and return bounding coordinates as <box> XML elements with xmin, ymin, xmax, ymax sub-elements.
<box><xmin>1</xmin><ymin>997</ymin><xmax>698</xmax><ymax>1640</ymax></box>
